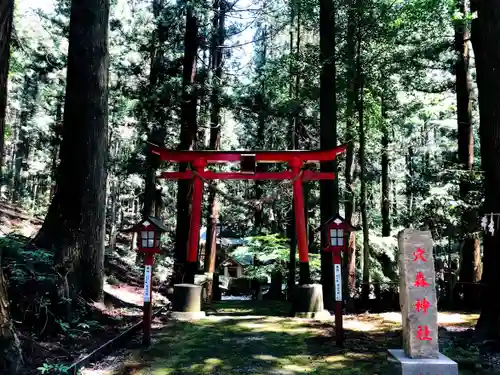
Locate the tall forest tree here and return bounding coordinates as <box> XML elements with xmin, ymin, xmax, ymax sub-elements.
<box><xmin>319</xmin><ymin>0</ymin><xmax>337</xmax><ymax>308</ymax></box>
<box><xmin>344</xmin><ymin>0</ymin><xmax>358</xmax><ymax>301</ymax></box>
<box><xmin>471</xmin><ymin>0</ymin><xmax>500</xmax><ymax>339</ymax></box>
<box><xmin>0</xmin><ymin>1</ymin><xmax>23</xmax><ymax>371</ymax></box>
<box><xmin>454</xmin><ymin>0</ymin><xmax>480</xmax><ymax>310</ymax></box>
<box><xmin>204</xmin><ymin>0</ymin><xmax>226</xmax><ymax>302</ymax></box>
<box><xmin>173</xmin><ymin>5</ymin><xmax>199</xmax><ymax>284</ymax></box>
<box><xmin>33</xmin><ymin>0</ymin><xmax>110</xmax><ymax>305</ymax></box>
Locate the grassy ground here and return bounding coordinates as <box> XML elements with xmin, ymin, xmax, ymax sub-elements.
<box><xmin>114</xmin><ymin>301</ymin><xmax>497</xmax><ymax>375</ymax></box>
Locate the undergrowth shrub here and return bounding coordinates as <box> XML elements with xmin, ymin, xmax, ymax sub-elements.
<box><xmin>1</xmin><ymin>235</ymin><xmax>58</xmax><ymax>336</ymax></box>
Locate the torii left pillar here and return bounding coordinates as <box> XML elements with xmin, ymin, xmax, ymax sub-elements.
<box><xmin>289</xmin><ymin>157</ymin><xmax>310</xmax><ymax>284</ymax></box>
<box><xmin>185</xmin><ymin>158</ymin><xmax>206</xmax><ymax>284</ymax></box>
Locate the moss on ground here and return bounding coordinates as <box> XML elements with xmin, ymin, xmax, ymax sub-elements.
<box><xmin>115</xmin><ymin>301</ymin><xmax>496</xmax><ymax>375</ymax></box>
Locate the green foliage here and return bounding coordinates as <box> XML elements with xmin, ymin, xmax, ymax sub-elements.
<box><xmin>231</xmin><ymin>234</ymin><xmax>321</xmax><ymax>282</ymax></box>
<box><xmin>37</xmin><ymin>362</ymin><xmax>70</xmax><ymax>374</ymax></box>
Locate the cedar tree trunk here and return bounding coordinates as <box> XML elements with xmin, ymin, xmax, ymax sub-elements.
<box><xmin>471</xmin><ymin>0</ymin><xmax>500</xmax><ymax>339</ymax></box>
<box><xmin>455</xmin><ymin>0</ymin><xmax>480</xmax><ymax>310</ymax></box>
<box><xmin>319</xmin><ymin>0</ymin><xmax>337</xmax><ymax>309</ymax></box>
<box><xmin>204</xmin><ymin>0</ymin><xmax>225</xmax><ymax>302</ymax></box>
<box><xmin>173</xmin><ymin>7</ymin><xmax>199</xmax><ymax>283</ymax></box>
<box><xmin>33</xmin><ymin>0</ymin><xmax>110</xmax><ymax>303</ymax></box>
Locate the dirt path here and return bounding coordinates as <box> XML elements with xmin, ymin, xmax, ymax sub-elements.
<box><xmin>88</xmin><ymin>301</ymin><xmax>490</xmax><ymax>375</ymax></box>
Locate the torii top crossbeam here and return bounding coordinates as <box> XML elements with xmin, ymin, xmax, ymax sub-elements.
<box><xmin>150</xmin><ymin>144</ymin><xmax>347</xmax><ymax>164</ymax></box>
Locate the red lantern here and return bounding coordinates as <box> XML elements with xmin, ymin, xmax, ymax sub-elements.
<box><xmin>123</xmin><ymin>216</ymin><xmax>167</xmax><ymax>255</ymax></box>
<box><xmin>323</xmin><ymin>215</ymin><xmax>355</xmax><ymax>255</ymax></box>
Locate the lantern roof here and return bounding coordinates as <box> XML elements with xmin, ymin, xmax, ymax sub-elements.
<box><xmin>122</xmin><ymin>216</ymin><xmax>168</xmax><ymax>233</ymax></box>
<box><xmin>316</xmin><ymin>214</ymin><xmax>358</xmax><ymax>232</ymax></box>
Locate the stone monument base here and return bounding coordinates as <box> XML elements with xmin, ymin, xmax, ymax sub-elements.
<box><xmin>291</xmin><ymin>284</ymin><xmax>331</xmax><ymax>320</ymax></box>
<box><xmin>388</xmin><ymin>349</ymin><xmax>458</xmax><ymax>375</ymax></box>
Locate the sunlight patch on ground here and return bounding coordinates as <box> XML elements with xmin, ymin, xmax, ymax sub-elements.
<box><xmin>254</xmin><ymin>354</ymin><xmax>277</xmax><ymax>361</ymax></box>
<box><xmin>236</xmin><ymin>317</ymin><xmax>323</xmax><ymax>335</ymax></box>
<box><xmin>344</xmin><ymin>314</ymin><xmax>399</xmax><ymax>332</ymax></box>
<box><xmin>186</xmin><ymin>358</ymin><xmax>224</xmax><ymax>373</ymax></box>
<box><xmin>379</xmin><ymin>311</ymin><xmax>479</xmax><ymax>326</ymax></box>
<box><xmin>207</xmin><ymin>314</ymin><xmax>266</xmax><ymax>321</ymax></box>
<box><xmin>282</xmin><ymin>363</ymin><xmax>313</xmax><ymax>372</ymax></box>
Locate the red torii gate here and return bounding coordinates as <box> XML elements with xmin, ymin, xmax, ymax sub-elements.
<box><xmin>151</xmin><ymin>144</ymin><xmax>347</xmax><ymax>285</ymax></box>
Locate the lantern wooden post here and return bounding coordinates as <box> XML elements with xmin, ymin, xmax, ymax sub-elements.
<box><xmin>332</xmin><ymin>249</ymin><xmax>343</xmax><ymax>346</ymax></box>
<box><xmin>122</xmin><ymin>217</ymin><xmax>167</xmax><ymax>346</ymax></box>
<box><xmin>143</xmin><ymin>252</ymin><xmax>154</xmax><ymax>346</ymax></box>
<box><xmin>323</xmin><ymin>215</ymin><xmax>356</xmax><ymax>346</ymax></box>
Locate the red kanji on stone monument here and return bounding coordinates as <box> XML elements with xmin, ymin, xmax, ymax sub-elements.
<box><xmin>416</xmin><ymin>325</ymin><xmax>432</xmax><ymax>341</ymax></box>
<box><xmin>415</xmin><ymin>298</ymin><xmax>431</xmax><ymax>314</ymax></box>
<box><xmin>414</xmin><ymin>272</ymin><xmax>430</xmax><ymax>287</ymax></box>
<box><xmin>413</xmin><ymin>247</ymin><xmax>427</xmax><ymax>262</ymax></box>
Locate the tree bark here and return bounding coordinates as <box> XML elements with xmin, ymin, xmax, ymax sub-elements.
<box><xmin>471</xmin><ymin>0</ymin><xmax>500</xmax><ymax>339</ymax></box>
<box><xmin>204</xmin><ymin>0</ymin><xmax>225</xmax><ymax>303</ymax></box>
<box><xmin>108</xmin><ymin>178</ymin><xmax>119</xmax><ymax>251</ymax></box>
<box><xmin>33</xmin><ymin>0</ymin><xmax>110</xmax><ymax>303</ymax></box>
<box><xmin>381</xmin><ymin>96</ymin><xmax>391</xmax><ymax>237</ymax></box>
<box><xmin>455</xmin><ymin>0</ymin><xmax>480</xmax><ymax>310</ymax></box>
<box><xmin>405</xmin><ymin>145</ymin><xmax>415</xmax><ymax>226</ymax></box>
<box><xmin>286</xmin><ymin>0</ymin><xmax>300</xmax><ymax>300</ymax></box>
<box><xmin>0</xmin><ymin>2</ymin><xmax>21</xmax><ymax>368</ymax></box>
<box><xmin>319</xmin><ymin>0</ymin><xmax>337</xmax><ymax>310</ymax></box>
<box><xmin>0</xmin><ymin>0</ymin><xmax>13</xmax><ymax>180</ymax></box>
<box><xmin>173</xmin><ymin>7</ymin><xmax>199</xmax><ymax>283</ymax></box>
<box><xmin>50</xmin><ymin>94</ymin><xmax>63</xmax><ymax>199</ymax></box>
<box><xmin>344</xmin><ymin>0</ymin><xmax>358</xmax><ymax>305</ymax></box>
<box><xmin>254</xmin><ymin>25</ymin><xmax>267</xmax><ymax>232</ymax></box>
<box><xmin>13</xmin><ymin>73</ymin><xmax>39</xmax><ymax>203</ymax></box>
<box><xmin>358</xmin><ymin>70</ymin><xmax>370</xmax><ymax>306</ymax></box>
<box><xmin>142</xmin><ymin>0</ymin><xmax>166</xmax><ymax>229</ymax></box>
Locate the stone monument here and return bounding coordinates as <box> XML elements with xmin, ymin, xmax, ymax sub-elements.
<box><xmin>388</xmin><ymin>229</ymin><xmax>458</xmax><ymax>375</ymax></box>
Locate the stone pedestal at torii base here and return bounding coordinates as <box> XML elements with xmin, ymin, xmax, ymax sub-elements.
<box><xmin>291</xmin><ymin>284</ymin><xmax>331</xmax><ymax>319</ymax></box>
<box><xmin>388</xmin><ymin>229</ymin><xmax>458</xmax><ymax>375</ymax></box>
<box><xmin>170</xmin><ymin>284</ymin><xmax>206</xmax><ymax>320</ymax></box>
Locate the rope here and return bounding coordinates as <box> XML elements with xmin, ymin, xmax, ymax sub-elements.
<box><xmin>190</xmin><ymin>169</ymin><xmax>304</xmax><ymax>209</ymax></box>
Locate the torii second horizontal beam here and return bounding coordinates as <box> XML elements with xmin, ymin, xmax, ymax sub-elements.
<box><xmin>158</xmin><ymin>170</ymin><xmax>336</xmax><ymax>180</ymax></box>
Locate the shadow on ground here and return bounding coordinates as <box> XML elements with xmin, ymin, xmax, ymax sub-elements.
<box><xmin>115</xmin><ymin>301</ymin><xmax>493</xmax><ymax>375</ymax></box>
